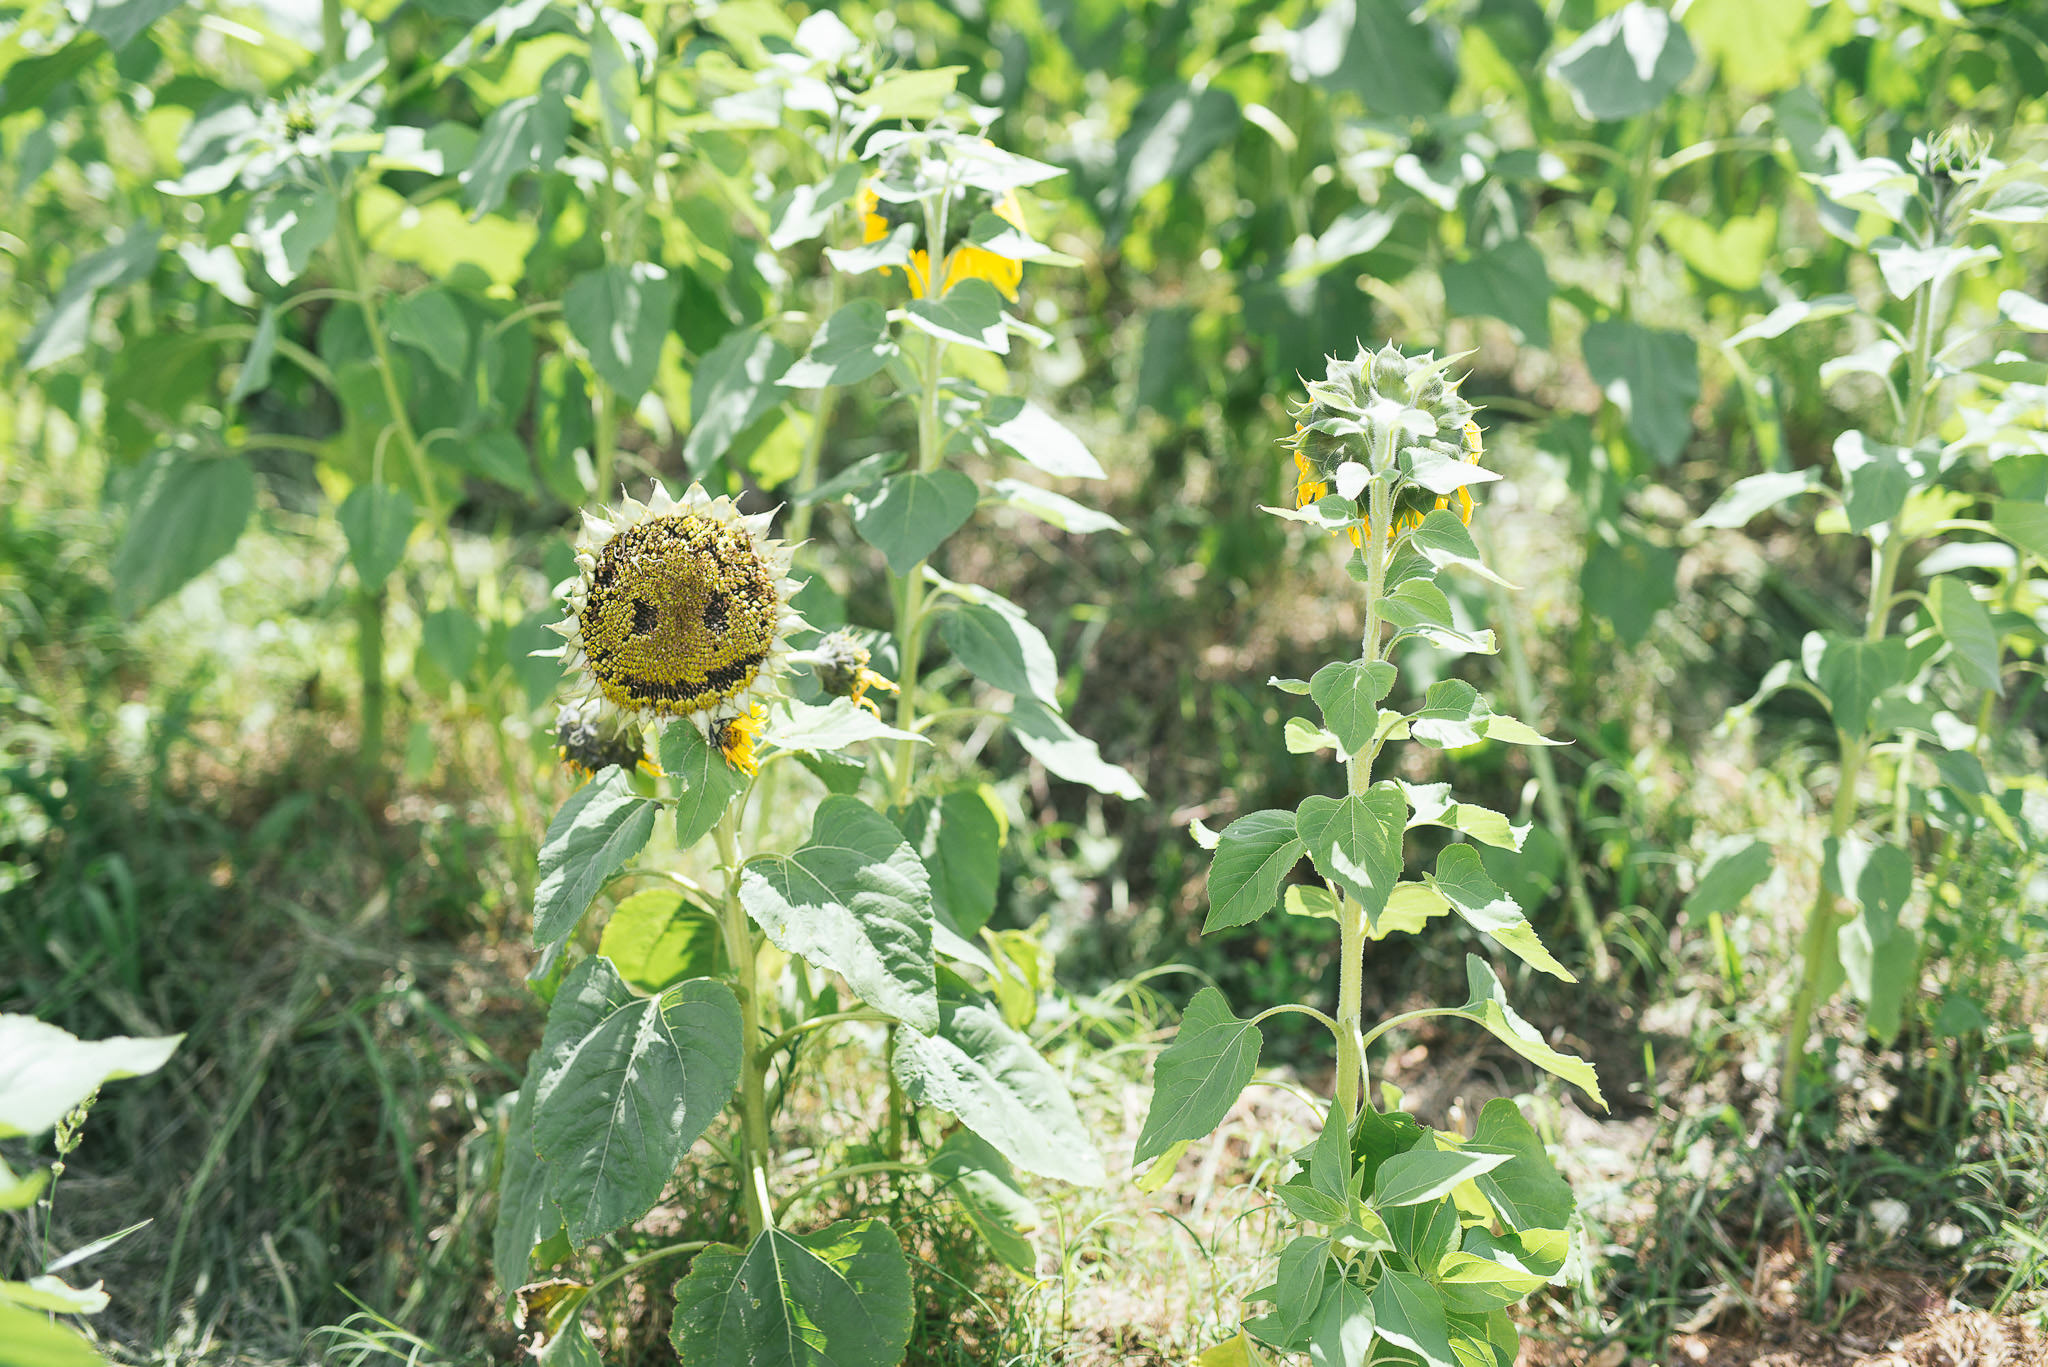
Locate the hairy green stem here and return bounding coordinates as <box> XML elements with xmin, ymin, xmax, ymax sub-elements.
<box><xmin>355</xmin><ymin>587</ymin><xmax>386</xmax><ymax>784</ymax></box>
<box><xmin>715</xmin><ymin>811</ymin><xmax>774</xmax><ymax>1239</ymax></box>
<box><xmin>1335</xmin><ymin>474</ymin><xmax>1394</xmax><ymax>1123</ymax></box>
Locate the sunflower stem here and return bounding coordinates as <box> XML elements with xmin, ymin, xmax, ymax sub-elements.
<box><xmin>715</xmin><ymin>808</ymin><xmax>775</xmax><ymax>1240</ymax></box>
<box><xmin>1335</xmin><ymin>470</ymin><xmax>1394</xmax><ymax>1125</ymax></box>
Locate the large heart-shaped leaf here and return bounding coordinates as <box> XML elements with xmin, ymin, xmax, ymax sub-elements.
<box><xmin>564</xmin><ymin>262</ymin><xmax>676</xmax><ymax>405</ymax></box>
<box><xmin>531</xmin><ymin>769</ymin><xmax>659</xmax><ymax>965</ymax></box>
<box><xmin>113</xmin><ymin>452</ymin><xmax>255</xmax><ymax>614</ymax></box>
<box><xmin>671</xmin><ymin>1219</ymin><xmax>914</xmax><ymax>1367</ymax></box>
<box><xmin>850</xmin><ymin>470</ymin><xmax>980</xmax><ymax>576</ymax></box>
<box><xmin>1204</xmin><ymin>811</ymin><xmax>1306</xmax><ymax>932</ymax></box>
<box><xmin>1134</xmin><ymin>987</ymin><xmax>1261</xmax><ymax>1166</ymax></box>
<box><xmin>530</xmin><ymin>958</ymin><xmax>741</xmax><ymax>1242</ymax></box>
<box><xmin>740</xmin><ymin>797</ymin><xmax>938</xmax><ymax>1033</ymax></box>
<box><xmin>892</xmin><ymin>996</ymin><xmax>1103</xmax><ymax>1184</ymax></box>
<box><xmin>1295</xmin><ymin>789</ymin><xmax>1405</xmax><ymax>923</ymax></box>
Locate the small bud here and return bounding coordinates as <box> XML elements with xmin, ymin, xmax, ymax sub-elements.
<box><xmin>554</xmin><ymin>702</ymin><xmax>646</xmax><ymax>776</ymax></box>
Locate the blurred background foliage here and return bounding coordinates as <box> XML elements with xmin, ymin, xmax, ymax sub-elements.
<box><xmin>3</xmin><ymin>0</ymin><xmax>2047</xmax><ymax>1360</ymax></box>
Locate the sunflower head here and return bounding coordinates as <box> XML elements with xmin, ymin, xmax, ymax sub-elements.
<box><xmin>859</xmin><ymin>144</ymin><xmax>1027</xmax><ymax>300</ymax></box>
<box><xmin>553</xmin><ymin>700</ymin><xmax>650</xmax><ymax>778</ymax></box>
<box><xmin>552</xmin><ymin>483</ymin><xmax>802</xmax><ymax>733</ymax></box>
<box><xmin>1285</xmin><ymin>342</ymin><xmax>1485</xmax><ymax>547</ymax></box>
<box><xmin>807</xmin><ymin>628</ymin><xmax>899</xmax><ymax>717</ymax></box>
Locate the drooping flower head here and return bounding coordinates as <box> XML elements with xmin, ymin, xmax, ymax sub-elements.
<box><xmin>553</xmin><ymin>698</ymin><xmax>653</xmax><ymax>779</ymax></box>
<box><xmin>859</xmin><ymin>145</ymin><xmax>1028</xmax><ymax>300</ymax></box>
<box><xmin>804</xmin><ymin>629</ymin><xmax>899</xmax><ymax>717</ymax></box>
<box><xmin>552</xmin><ymin>483</ymin><xmax>802</xmax><ymax>734</ymax></box>
<box><xmin>1286</xmin><ymin>342</ymin><xmax>1487</xmax><ymax>548</ymax></box>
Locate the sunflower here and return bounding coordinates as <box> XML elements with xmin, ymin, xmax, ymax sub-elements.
<box><xmin>552</xmin><ymin>698</ymin><xmax>655</xmax><ymax>780</ymax></box>
<box><xmin>710</xmin><ymin>706</ymin><xmax>766</xmax><ymax>777</ymax></box>
<box><xmin>803</xmin><ymin>629</ymin><xmax>899</xmax><ymax>717</ymax></box>
<box><xmin>550</xmin><ymin>483</ymin><xmax>802</xmax><ymax>736</ymax></box>
<box><xmin>859</xmin><ymin>178</ymin><xmax>1027</xmax><ymax>300</ymax></box>
<box><xmin>1292</xmin><ymin>423</ymin><xmax>1482</xmax><ymax>548</ymax></box>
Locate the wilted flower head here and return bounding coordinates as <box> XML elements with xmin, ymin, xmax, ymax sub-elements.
<box><xmin>1286</xmin><ymin>342</ymin><xmax>1487</xmax><ymax>546</ymax></box>
<box><xmin>553</xmin><ymin>699</ymin><xmax>649</xmax><ymax>778</ymax></box>
<box><xmin>802</xmin><ymin>629</ymin><xmax>899</xmax><ymax>717</ymax></box>
<box><xmin>549</xmin><ymin>483</ymin><xmax>803</xmax><ymax>736</ymax></box>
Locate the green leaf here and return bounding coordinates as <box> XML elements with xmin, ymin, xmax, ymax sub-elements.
<box><xmin>1372</xmin><ymin>1148</ymin><xmax>1512</xmax><ymax>1208</ymax></box>
<box><xmin>1134</xmin><ymin>987</ymin><xmax>1261</xmax><ymax>1167</ymax></box>
<box><xmin>563</xmin><ymin>263</ymin><xmax>676</xmax><ymax>406</ymax></box>
<box><xmin>1380</xmin><ymin>578</ymin><xmax>1455</xmax><ymax>632</ymax></box>
<box><xmin>685</xmin><ymin>325</ymin><xmax>794</xmax><ymax>476</ymax></box>
<box><xmin>1385</xmin><ymin>1195</ymin><xmax>1460</xmax><ymax>1272</ymax></box>
<box><xmin>1431</xmin><ymin>846</ymin><xmax>1573</xmax><ymax>982</ymax></box>
<box><xmin>227</xmin><ymin>304</ymin><xmax>279</xmax><ymax>405</ymax></box>
<box><xmin>893</xmin><ymin>996</ymin><xmax>1104</xmax><ymax>1184</ymax></box>
<box><xmin>1454</xmin><ymin>959</ymin><xmax>1606</xmax><ymax>1107</ymax></box>
<box><xmin>987</xmin><ymin>401</ymin><xmax>1105</xmax><ymax>479</ymax></box>
<box><xmin>1408</xmin><ymin>510</ymin><xmax>1512</xmax><ymax>586</ymax></box>
<box><xmin>1006</xmin><ymin>698</ymin><xmax>1146</xmax><ymax>799</ymax></box>
<box><xmin>247</xmin><ymin>183</ymin><xmax>337</xmax><ymax>283</ymax></box>
<box><xmin>768</xmin><ymin>163</ymin><xmax>863</xmax><ymax>250</ymax></box>
<box><xmin>1871</xmin><ymin>239</ymin><xmax>1998</xmax><ymax>300</ymax></box>
<box><xmin>1812</xmin><ymin>634</ymin><xmax>1912</xmax><ymax>737</ymax></box>
<box><xmin>851</xmin><ymin>471</ymin><xmax>980</xmax><ymax>577</ymax></box>
<box><xmin>741</xmin><ymin>797</ymin><xmax>937</xmax><ymax>1031</ymax></box>
<box><xmin>531</xmin><ymin>769</ymin><xmax>659</xmax><ymax>962</ymax></box>
<box><xmin>1310</xmin><ymin>661</ymin><xmax>1397</xmax><ymax>756</ymax></box>
<box><xmin>1408</xmin><ymin>679</ymin><xmax>1488</xmax><ymax>749</ymax></box>
<box><xmin>421</xmin><ymin>606</ymin><xmax>482</xmax><ymax>684</ymax></box>
<box><xmin>1375</xmin><ymin>883</ymin><xmax>1453</xmax><ymax>938</ymax></box>
<box><xmin>854</xmin><ymin>66</ymin><xmax>964</xmax><ymax>118</ymax></box>
<box><xmin>0</xmin><ymin>1159</ymin><xmax>49</xmax><ymax>1212</ymax></box>
<box><xmin>928</xmin><ymin>1131</ymin><xmax>1040</xmax><ymax>1275</ymax></box>
<box><xmin>19</xmin><ymin>225</ymin><xmax>158</xmax><ymax>372</ymax></box>
<box><xmin>337</xmin><ymin>483</ymin><xmax>416</xmax><ymax>590</ymax></box>
<box><xmin>0</xmin><ymin>1016</ymin><xmax>180</xmax><ymax>1140</ymax></box>
<box><xmin>1205</xmin><ymin>811</ymin><xmax>1307</xmax><ymax>932</ymax></box>
<box><xmin>1295</xmin><ymin>789</ymin><xmax>1404</xmax><ymax>924</ymax></box>
<box><xmin>941</xmin><ymin>602</ymin><xmax>1061</xmax><ymax>710</ymax></box>
<box><xmin>903</xmin><ymin>278</ymin><xmax>1009</xmax><ymax>354</ymax></box>
<box><xmin>1683</xmin><ymin>837</ymin><xmax>1773</xmax><ymax>918</ymax></box>
<box><xmin>1548</xmin><ymin>3</ymin><xmax>1697</xmax><ymax>122</ymax></box>
<box><xmin>763</xmin><ymin>699</ymin><xmax>921</xmax><ymax>757</ymax></box>
<box><xmin>782</xmin><ymin>299</ymin><xmax>895</xmax><ymax>388</ymax></box>
<box><xmin>1834</xmin><ymin>430</ymin><xmax>1927</xmax><ymax>532</ymax></box>
<box><xmin>0</xmin><ymin>1302</ymin><xmax>107</xmax><ymax>1367</ymax></box>
<box><xmin>1993</xmin><ymin>500</ymin><xmax>2048</xmax><ymax>561</ymax></box>
<box><xmin>460</xmin><ymin>63</ymin><xmax>574</xmax><ymax>216</ymax></box>
<box><xmin>1272</xmin><ymin>1235</ymin><xmax>1337</xmax><ymax>1344</ymax></box>
<box><xmin>1308</xmin><ymin>1276</ymin><xmax>1377</xmax><ymax>1367</ymax></box>
<box><xmin>1434</xmin><ymin>1246</ymin><xmax>1549</xmax><ymax>1314</ymax></box>
<box><xmin>1397</xmin><ymin>783</ymin><xmax>1525</xmax><ymax>851</ymax></box>
<box><xmin>670</xmin><ymin>1220</ymin><xmax>913</xmax><ymax>1367</ymax></box>
<box><xmin>597</xmin><ymin>888</ymin><xmax>718</xmax><ymax>992</ymax></box>
<box><xmin>1693</xmin><ymin>469</ymin><xmax>1826</xmax><ymax>529</ymax></box>
<box><xmin>1372</xmin><ymin>1269</ymin><xmax>1457</xmax><ymax>1367</ymax></box>
<box><xmin>494</xmin><ymin>1050</ymin><xmax>563</xmax><ymax>1292</ymax></box>
<box><xmin>1727</xmin><ymin>294</ymin><xmax>1858</xmax><ymax>346</ymax></box>
<box><xmin>1656</xmin><ymin>207</ymin><xmax>1777</xmax><ymax>292</ymax></box>
<box><xmin>1098</xmin><ymin>81</ymin><xmax>1242</xmax><ymax>232</ymax></box>
<box><xmin>1442</xmin><ymin>239</ymin><xmax>1552</xmax><ymax>346</ymax></box>
<box><xmin>0</xmin><ymin>1274</ymin><xmax>108</xmax><ymax>1315</ymax></box>
<box><xmin>387</xmin><ymin>287</ymin><xmax>471</xmax><ymax>380</ymax></box>
<box><xmin>1291</xmin><ymin>0</ymin><xmax>1454</xmax><ymax>117</ymax></box>
<box><xmin>963</xmin><ymin>212</ymin><xmax>1082</xmax><ymax>266</ymax></box>
<box><xmin>113</xmin><ymin>452</ymin><xmax>254</xmax><ymax>613</ymax></box>
<box><xmin>530</xmin><ymin>958</ymin><xmax>741</xmax><ymax>1241</ymax></box>
<box><xmin>1831</xmin><ymin>839</ymin><xmax>1916</xmax><ymax>1045</ymax></box>
<box><xmin>658</xmin><ymin>719</ymin><xmax>748</xmax><ymax>851</ymax></box>
<box><xmin>893</xmin><ymin>790</ymin><xmax>1005</xmax><ymax>942</ymax></box>
<box><xmin>989</xmin><ymin>479</ymin><xmax>1127</xmax><ymax>534</ymax></box>
<box><xmin>1464</xmin><ymin>1098</ymin><xmax>1575</xmax><ymax>1233</ymax></box>
<box><xmin>1582</xmin><ymin>320</ymin><xmax>1699</xmax><ymax>465</ymax></box>
<box><xmin>1929</xmin><ymin>576</ymin><xmax>2002</xmax><ymax>695</ymax></box>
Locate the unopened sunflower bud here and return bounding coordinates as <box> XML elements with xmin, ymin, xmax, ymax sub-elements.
<box><xmin>1286</xmin><ymin>341</ymin><xmax>1486</xmax><ymax>547</ymax></box>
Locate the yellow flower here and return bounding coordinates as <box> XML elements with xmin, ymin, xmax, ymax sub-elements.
<box><xmin>550</xmin><ymin>483</ymin><xmax>803</xmax><ymax>730</ymax></box>
<box><xmin>1290</xmin><ymin>420</ymin><xmax>1484</xmax><ymax>548</ymax></box>
<box><xmin>711</xmin><ymin>706</ymin><xmax>765</xmax><ymax>777</ymax></box>
<box><xmin>859</xmin><ymin>182</ymin><xmax>1027</xmax><ymax>300</ymax></box>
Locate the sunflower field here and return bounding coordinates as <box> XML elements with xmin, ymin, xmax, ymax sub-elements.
<box><xmin>4</xmin><ymin>0</ymin><xmax>2048</xmax><ymax>1364</ymax></box>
